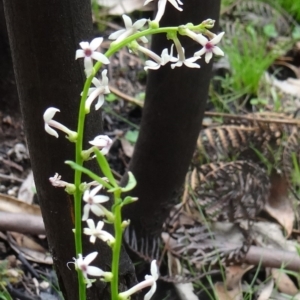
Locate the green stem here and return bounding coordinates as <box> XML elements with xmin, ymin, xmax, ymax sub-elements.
<box><xmin>74</xmin><ymin>75</ymin><xmax>93</xmax><ymax>300</ymax></box>
<box><xmin>111</xmin><ymin>190</ymin><xmax>123</xmax><ymax>299</ymax></box>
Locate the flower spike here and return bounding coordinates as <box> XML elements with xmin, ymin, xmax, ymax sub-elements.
<box><xmin>76</xmin><ymin>37</ymin><xmax>110</xmax><ymax>77</ymax></box>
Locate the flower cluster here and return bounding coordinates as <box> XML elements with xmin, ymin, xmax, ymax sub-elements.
<box><xmin>43</xmin><ymin>0</ymin><xmax>225</xmax><ymax>299</ymax></box>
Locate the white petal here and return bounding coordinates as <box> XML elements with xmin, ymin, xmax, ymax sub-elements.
<box><xmin>194</xmin><ymin>48</ymin><xmax>206</xmax><ymax>57</ymax></box>
<box><xmin>83</xmin><ymin>228</ymin><xmax>93</xmax><ymax>235</ymax></box>
<box><xmin>79</xmin><ymin>42</ymin><xmax>89</xmax><ymax>50</ymax></box>
<box><xmin>101</xmin><ymin>69</ymin><xmax>109</xmax><ymax>85</ymax></box>
<box><xmin>96</xmin><ymin>221</ymin><xmax>105</xmax><ymax>231</ymax></box>
<box><xmin>108</xmin><ymin>29</ymin><xmax>125</xmax><ymax>40</ymax></box>
<box><xmin>155</xmin><ymin>0</ymin><xmax>167</xmax><ymax>22</ymax></box>
<box><xmin>184</xmin><ymin>57</ymin><xmax>200</xmax><ymax>68</ymax></box>
<box><xmin>92</xmin><ymin>77</ymin><xmax>101</xmax><ymax>87</ymax></box>
<box><xmin>168</xmin><ymin>0</ymin><xmax>183</xmax><ymax>11</ymax></box>
<box><xmin>43</xmin><ymin>107</ymin><xmax>60</xmax><ymax>122</ymax></box>
<box><xmin>212</xmin><ymin>46</ymin><xmax>224</xmax><ymax>56</ymax></box>
<box><xmin>171</xmin><ymin>61</ymin><xmax>182</xmax><ymax>69</ymax></box>
<box><xmin>91</xmin><ymin>52</ymin><xmax>110</xmax><ymax>65</ymax></box>
<box><xmin>86</xmin><ymin>266</ymin><xmax>104</xmax><ymax>277</ymax></box>
<box><xmin>144</xmin><ymin>281</ymin><xmax>157</xmax><ymax>300</ymax></box>
<box><xmin>133</xmin><ymin>19</ymin><xmax>147</xmax><ymax>30</ymax></box>
<box><xmin>85</xmin><ymin>88</ymin><xmax>103</xmax><ymax>112</ymax></box>
<box><xmin>89</xmin><ymin>235</ymin><xmax>96</xmax><ymax>244</ymax></box>
<box><xmin>101</xmin><ymin>146</ymin><xmax>110</xmax><ymax>155</ymax></box>
<box><xmin>95</xmin><ymin>94</ymin><xmax>105</xmax><ymax>110</ymax></box>
<box><xmin>150</xmin><ymin>260</ymin><xmax>159</xmax><ymax>280</ymax></box>
<box><xmin>86</xmin><ymin>219</ymin><xmax>95</xmax><ymax>230</ymax></box>
<box><xmin>144</xmin><ymin>60</ymin><xmax>160</xmax><ymax>70</ymax></box>
<box><xmin>196</xmin><ymin>34</ymin><xmax>208</xmax><ymax>46</ymax></box>
<box><xmin>84</xmin><ymin>57</ymin><xmax>93</xmax><ymax>77</ymax></box>
<box><xmin>177</xmin><ymin>0</ymin><xmax>183</xmax><ymax>5</ymax></box>
<box><xmin>144</xmin><ymin>0</ymin><xmax>153</xmax><ymax>5</ymax></box>
<box><xmin>89</xmin><ymin>135</ymin><xmax>112</xmax><ymax>148</ymax></box>
<box><xmin>75</xmin><ymin>49</ymin><xmax>85</xmax><ymax>60</ymax></box>
<box><xmin>93</xmin><ymin>195</ymin><xmax>109</xmax><ymax>203</ymax></box>
<box><xmin>90</xmin><ymin>185</ymin><xmax>103</xmax><ymax>197</ymax></box>
<box><xmin>82</xmin><ymin>204</ymin><xmax>90</xmax><ymax>221</ymax></box>
<box><xmin>210</xmin><ymin>32</ymin><xmax>225</xmax><ymax>45</ymax></box>
<box><xmin>205</xmin><ymin>51</ymin><xmax>213</xmax><ymax>63</ymax></box>
<box><xmin>45</xmin><ymin>124</ymin><xmax>59</xmax><ymax>138</ymax></box>
<box><xmin>122</xmin><ymin>14</ymin><xmax>133</xmax><ymax>29</ymax></box>
<box><xmin>91</xmin><ymin>204</ymin><xmax>105</xmax><ymax>216</ymax></box>
<box><xmin>83</xmin><ymin>190</ymin><xmax>90</xmax><ymax>202</ymax></box>
<box><xmin>90</xmin><ymin>37</ymin><xmax>103</xmax><ymax>51</ymax></box>
<box><xmin>83</xmin><ymin>251</ymin><xmax>98</xmax><ymax>265</ymax></box>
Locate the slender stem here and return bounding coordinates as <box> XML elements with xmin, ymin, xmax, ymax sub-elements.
<box><xmin>74</xmin><ymin>75</ymin><xmax>93</xmax><ymax>300</ymax></box>
<box><xmin>111</xmin><ymin>190</ymin><xmax>123</xmax><ymax>299</ymax></box>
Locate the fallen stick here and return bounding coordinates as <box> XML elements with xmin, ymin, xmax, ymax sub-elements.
<box><xmin>0</xmin><ymin>212</ymin><xmax>45</xmax><ymax>235</ymax></box>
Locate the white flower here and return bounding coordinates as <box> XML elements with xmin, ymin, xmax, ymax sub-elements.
<box><xmin>194</xmin><ymin>32</ymin><xmax>225</xmax><ymax>63</ymax></box>
<box><xmin>144</xmin><ymin>0</ymin><xmax>183</xmax><ymax>23</ymax></box>
<box><xmin>43</xmin><ymin>107</ymin><xmax>77</xmax><ymax>140</ymax></box>
<box><xmin>118</xmin><ymin>260</ymin><xmax>159</xmax><ymax>300</ymax></box>
<box><xmin>143</xmin><ymin>46</ymin><xmax>177</xmax><ymax>70</ymax></box>
<box><xmin>85</xmin><ymin>69</ymin><xmax>110</xmax><ymax>112</ymax></box>
<box><xmin>49</xmin><ymin>173</ymin><xmax>68</xmax><ymax>187</ymax></box>
<box><xmin>89</xmin><ymin>135</ymin><xmax>113</xmax><ymax>155</ymax></box>
<box><xmin>74</xmin><ymin>252</ymin><xmax>105</xmax><ymax>288</ymax></box>
<box><xmin>171</xmin><ymin>47</ymin><xmax>200</xmax><ymax>69</ymax></box>
<box><xmin>84</xmin><ymin>219</ymin><xmax>115</xmax><ymax>245</ymax></box>
<box><xmin>109</xmin><ymin>15</ymin><xmax>148</xmax><ymax>44</ymax></box>
<box><xmin>82</xmin><ymin>185</ymin><xmax>109</xmax><ymax>221</ymax></box>
<box><xmin>75</xmin><ymin>37</ymin><xmax>110</xmax><ymax>77</ymax></box>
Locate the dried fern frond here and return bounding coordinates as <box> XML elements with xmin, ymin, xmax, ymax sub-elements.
<box><xmin>123</xmin><ymin>227</ymin><xmax>162</xmax><ymax>263</ymax></box>
<box><xmin>188</xmin><ymin>161</ymin><xmax>270</xmax><ymax>222</ymax></box>
<box><xmin>196</xmin><ymin>125</ymin><xmax>260</xmax><ymax>162</ymax></box>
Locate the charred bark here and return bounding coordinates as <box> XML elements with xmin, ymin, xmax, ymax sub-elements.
<box><xmin>123</xmin><ymin>0</ymin><xmax>221</xmax><ymax>239</ymax></box>
<box><xmin>3</xmin><ymin>1</ymin><xmax>135</xmax><ymax>299</ymax></box>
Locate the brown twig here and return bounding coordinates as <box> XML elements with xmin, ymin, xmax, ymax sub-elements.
<box><xmin>245</xmin><ymin>245</ymin><xmax>300</xmax><ymax>272</ymax></box>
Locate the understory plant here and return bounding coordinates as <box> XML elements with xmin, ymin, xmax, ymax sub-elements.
<box><xmin>42</xmin><ymin>0</ymin><xmax>225</xmax><ymax>299</ymax></box>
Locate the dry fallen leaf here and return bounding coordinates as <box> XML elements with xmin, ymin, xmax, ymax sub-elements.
<box><xmin>214</xmin><ymin>265</ymin><xmax>253</xmax><ymax>300</ymax></box>
<box><xmin>7</xmin><ymin>232</ymin><xmax>52</xmax><ymax>265</ymax></box>
<box><xmin>264</xmin><ymin>174</ymin><xmax>294</xmax><ymax>236</ymax></box>
<box><xmin>271</xmin><ymin>268</ymin><xmax>298</xmax><ymax>295</ymax></box>
<box><xmin>120</xmin><ymin>137</ymin><xmax>135</xmax><ymax>158</ymax></box>
<box><xmin>257</xmin><ymin>279</ymin><xmax>274</xmax><ymax>300</ymax></box>
<box><xmin>0</xmin><ymin>193</ymin><xmax>41</xmax><ymax>215</ymax></box>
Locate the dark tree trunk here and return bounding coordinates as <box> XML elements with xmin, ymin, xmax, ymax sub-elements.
<box><xmin>3</xmin><ymin>1</ymin><xmax>135</xmax><ymax>299</ymax></box>
<box><xmin>123</xmin><ymin>0</ymin><xmax>221</xmax><ymax>238</ymax></box>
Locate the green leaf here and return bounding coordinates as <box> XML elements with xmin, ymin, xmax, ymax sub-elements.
<box><xmin>122</xmin><ymin>196</ymin><xmax>138</xmax><ymax>206</ymax></box>
<box><xmin>121</xmin><ymin>172</ymin><xmax>137</xmax><ymax>192</ymax></box>
<box><xmin>94</xmin><ymin>148</ymin><xmax>118</xmax><ymax>187</ymax></box>
<box><xmin>263</xmin><ymin>24</ymin><xmax>278</xmax><ymax>38</ymax></box>
<box><xmin>125</xmin><ymin>130</ymin><xmax>139</xmax><ymax>144</ymax></box>
<box><xmin>105</xmin><ymin>93</ymin><xmax>118</xmax><ymax>102</ymax></box>
<box><xmin>65</xmin><ymin>160</ymin><xmax>112</xmax><ymax>189</ymax></box>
